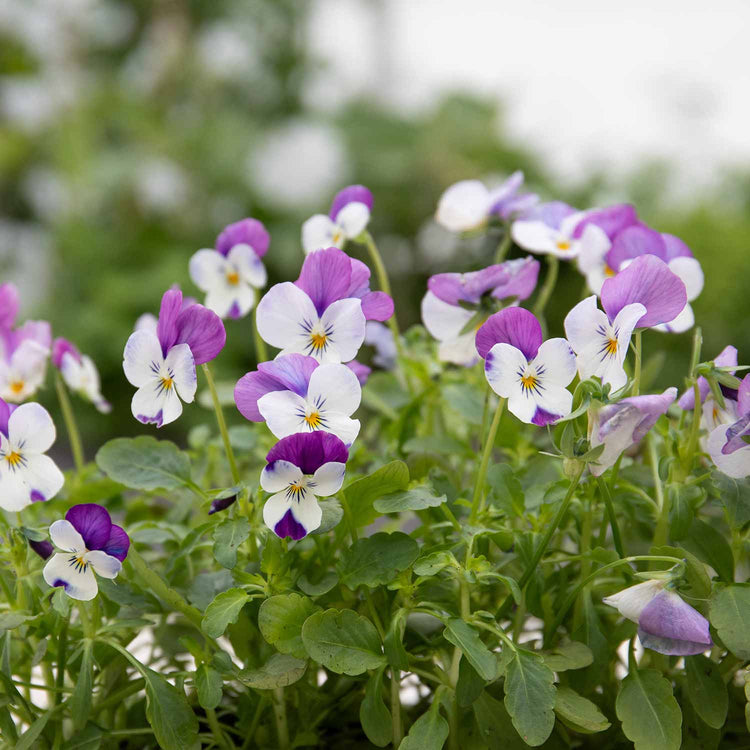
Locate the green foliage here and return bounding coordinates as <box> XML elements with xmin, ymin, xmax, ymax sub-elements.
<box><xmin>337</xmin><ymin>532</ymin><xmax>419</xmax><ymax>588</ymax></box>
<box><xmin>709</xmin><ymin>584</ymin><xmax>750</xmax><ymax>659</ymax></box>
<box><xmin>360</xmin><ymin>667</ymin><xmax>392</xmax><ymax>747</ymax></box>
<box><xmin>258</xmin><ymin>593</ymin><xmax>320</xmax><ymax>658</ymax></box>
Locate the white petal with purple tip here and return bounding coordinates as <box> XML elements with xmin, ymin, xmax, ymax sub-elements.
<box><xmin>22</xmin><ymin>454</ymin><xmax>64</xmax><ymax>504</ymax></box>
<box><xmin>708</xmin><ymin>425</ymin><xmax>750</xmax><ymax>478</ymax></box>
<box><xmin>602</xmin><ymin>579</ymin><xmax>663</xmax><ymax>623</ymax></box>
<box><xmin>42</xmin><ymin>552</ymin><xmax>98</xmax><ymax>601</ymax></box>
<box><xmin>260</xmin><ymin>460</ymin><xmax>304</xmax><ymax>493</ymax></box>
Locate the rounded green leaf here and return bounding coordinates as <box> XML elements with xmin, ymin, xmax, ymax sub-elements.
<box><xmin>239</xmin><ymin>653</ymin><xmax>307</xmax><ymax>690</ymax></box>
<box><xmin>710</xmin><ymin>584</ymin><xmax>750</xmax><ymax>660</ymax></box>
<box><xmin>554</xmin><ymin>685</ymin><xmax>610</xmax><ymax>733</ymax></box>
<box><xmin>443</xmin><ymin>619</ymin><xmax>497</xmax><ymax>682</ymax></box>
<box><xmin>374</xmin><ymin>487</ymin><xmax>447</xmax><ymax>513</ymax></box>
<box><xmin>201</xmin><ymin>588</ymin><xmax>250</xmax><ymax>639</ymax></box>
<box><xmin>337</xmin><ymin>532</ymin><xmax>419</xmax><ymax>589</ymax></box>
<box><xmin>258</xmin><ymin>593</ymin><xmax>320</xmax><ymax>659</ymax></box>
<box><xmin>503</xmin><ymin>650</ymin><xmax>556</xmax><ymax>746</ymax></box>
<box><xmin>212</xmin><ymin>517</ymin><xmax>251</xmax><ymax>569</ymax></box>
<box><xmin>343</xmin><ymin>461</ymin><xmax>409</xmax><ymax>528</ymax></box>
<box><xmin>195</xmin><ymin>664</ymin><xmax>222</xmax><ymax>710</ymax></box>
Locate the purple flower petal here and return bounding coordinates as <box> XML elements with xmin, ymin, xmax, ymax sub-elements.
<box><xmin>266</xmin><ymin>432</ymin><xmax>349</xmax><ymax>476</ymax></box>
<box><xmin>52</xmin><ymin>338</ymin><xmax>81</xmax><ymax>369</ymax></box>
<box><xmin>274</xmin><ymin>509</ymin><xmax>308</xmax><ymax>540</ymax></box>
<box><xmin>524</xmin><ymin>201</ymin><xmax>577</xmax><ymax>229</ymax></box>
<box><xmin>346</xmin><ymin>259</ymin><xmax>372</xmax><ymax>298</ymax></box>
<box><xmin>601</xmin><ymin>255</ymin><xmax>687</xmax><ymax>329</ymax></box>
<box><xmin>571</xmin><ymin>203</ymin><xmax>638</xmax><ymax>240</ymax></box>
<box><xmin>475</xmin><ymin>307</ymin><xmax>542</xmax><ymax>360</ymax></box>
<box><xmin>0</xmin><ymin>398</ymin><xmax>12</xmax><ymax>438</ymax></box>
<box><xmin>637</xmin><ymin>590</ymin><xmax>712</xmax><ymax>656</ymax></box>
<box><xmin>101</xmin><ymin>524</ymin><xmax>130</xmax><ymax>562</ymax></box>
<box><xmin>156</xmin><ymin>288</ymin><xmax>183</xmax><ymax>355</ymax></box>
<box><xmin>329</xmin><ymin>185</ymin><xmax>373</xmax><ymax>221</ymax></box>
<box><xmin>678</xmin><ymin>345</ymin><xmax>737</xmax><ymax>410</ymax></box>
<box><xmin>0</xmin><ymin>283</ymin><xmax>19</xmax><ymax>330</ymax></box>
<box><xmin>490</xmin><ymin>257</ymin><xmax>540</xmax><ymax>302</ymax></box>
<box><xmin>429</xmin><ymin>266</ymin><xmax>511</xmax><ymax>306</ymax></box>
<box><xmin>738</xmin><ymin>374</ymin><xmax>750</xmax><ymax>417</ymax></box>
<box><xmin>532</xmin><ymin>407</ymin><xmax>561</xmax><ymax>426</ymax></box>
<box><xmin>234</xmin><ymin>354</ymin><xmax>318</xmax><ymax>421</ymax></box>
<box><xmin>661</xmin><ymin>233</ymin><xmax>693</xmax><ymax>261</ymax></box>
<box><xmin>216</xmin><ymin>218</ymin><xmax>270</xmax><ymax>258</ymax></box>
<box><xmin>606</xmin><ymin>224</ymin><xmax>666</xmax><ymax>270</ymax></box>
<box><xmin>346</xmin><ymin>360</ymin><xmax>371</xmax><ymax>385</ymax></box>
<box><xmin>66</xmin><ymin>504</ymin><xmax>112</xmax><ymax>551</ymax></box>
<box><xmin>360</xmin><ymin>291</ymin><xmax>394</xmax><ymax>322</ymax></box>
<box><xmin>295</xmin><ymin>247</ymin><xmax>353</xmax><ymax>317</ymax></box>
<box><xmin>720</xmin><ymin>413</ymin><xmax>750</xmax><ymax>455</ymax></box>
<box><xmin>209</xmin><ymin>492</ymin><xmax>238</xmax><ymax>515</ymax></box>
<box><xmin>29</xmin><ymin>538</ymin><xmax>54</xmax><ymax>560</ymax></box>
<box><xmin>174</xmin><ymin>303</ymin><xmax>226</xmax><ymax>365</ymax></box>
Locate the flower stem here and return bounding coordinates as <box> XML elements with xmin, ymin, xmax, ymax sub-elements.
<box><xmin>54</xmin><ymin>372</ymin><xmax>85</xmax><ymax>473</ymax></box>
<box><xmin>391</xmin><ymin>669</ymin><xmax>402</xmax><ymax>747</ymax></box>
<box><xmin>272</xmin><ymin>688</ymin><xmax>290</xmax><ymax>750</ymax></box>
<box><xmin>532</xmin><ymin>255</ymin><xmax>559</xmax><ymax>319</ymax></box>
<box><xmin>201</xmin><ymin>363</ymin><xmax>240</xmax><ymax>486</ymax></box>
<box><xmin>469</xmin><ymin>397</ymin><xmax>506</xmax><ymax>524</ymax></box>
<box><xmin>649</xmin><ymin>434</ymin><xmax>670</xmax><ymax>551</ymax></box>
<box><xmin>493</xmin><ymin>225</ymin><xmax>513</xmax><ymax>263</ymax></box>
<box><xmin>632</xmin><ymin>330</ymin><xmax>642</xmax><ymax>396</ymax></box>
<box><xmin>596</xmin><ymin>475</ymin><xmax>626</xmax><ymax>558</ymax></box>
<box><xmin>251</xmin><ymin>307</ymin><xmax>269</xmax><ymax>363</ymax></box>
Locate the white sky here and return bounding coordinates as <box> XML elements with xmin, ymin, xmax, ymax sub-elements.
<box><xmin>308</xmin><ymin>0</ymin><xmax>750</xmax><ymax>192</ymax></box>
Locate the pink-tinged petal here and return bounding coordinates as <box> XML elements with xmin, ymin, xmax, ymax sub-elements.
<box><xmin>0</xmin><ymin>398</ymin><xmax>12</xmax><ymax>438</ymax></box>
<box><xmin>571</xmin><ymin>203</ymin><xmax>638</xmax><ymax>240</ymax></box>
<box><xmin>216</xmin><ymin>218</ymin><xmax>270</xmax><ymax>258</ymax></box>
<box><xmin>265</xmin><ymin>431</ymin><xmax>349</xmax><ymax>476</ymax></box>
<box><xmin>606</xmin><ymin>224</ymin><xmax>666</xmax><ymax>270</ymax></box>
<box><xmin>12</xmin><ymin>320</ymin><xmax>52</xmax><ymax>352</ymax></box>
<box><xmin>65</xmin><ymin>503</ymin><xmax>112</xmax><ymax>551</ymax></box>
<box><xmin>738</xmin><ymin>375</ymin><xmax>750</xmax><ymax>416</ymax></box>
<box><xmin>661</xmin><ymin>233</ymin><xmax>693</xmax><ymax>261</ymax></box>
<box><xmin>101</xmin><ymin>524</ymin><xmax>130</xmax><ymax>562</ymax></box>
<box><xmin>524</xmin><ymin>201</ymin><xmax>577</xmax><ymax>229</ymax></box>
<box><xmin>708</xmin><ymin>424</ymin><xmax>750</xmax><ymax>478</ymax></box>
<box><xmin>295</xmin><ymin>247</ymin><xmax>353</xmax><ymax>316</ymax></box>
<box><xmin>601</xmin><ymin>255</ymin><xmax>687</xmax><ymax>329</ymax></box>
<box><xmin>156</xmin><ymin>288</ymin><xmax>183</xmax><ymax>355</ymax></box>
<box><xmin>0</xmin><ymin>283</ymin><xmax>19</xmax><ymax>330</ymax></box>
<box><xmin>637</xmin><ymin>590</ymin><xmax>712</xmax><ymax>656</ymax></box>
<box><xmin>476</xmin><ymin>307</ymin><xmax>542</xmax><ymax>360</ymax></box>
<box><xmin>174</xmin><ymin>304</ymin><xmax>226</xmax><ymax>365</ymax></box>
<box><xmin>329</xmin><ymin>185</ymin><xmax>373</xmax><ymax>220</ymax></box>
<box><xmin>346</xmin><ymin>259</ymin><xmax>372</xmax><ymax>298</ymax></box>
<box><xmin>490</xmin><ymin>257</ymin><xmax>540</xmax><ymax>302</ymax></box>
<box><xmin>678</xmin><ymin>345</ymin><xmax>737</xmax><ymax>410</ymax></box>
<box><xmin>347</xmin><ymin>360</ymin><xmax>371</xmax><ymax>385</ymax></box>
<box><xmin>52</xmin><ymin>338</ymin><xmax>81</xmax><ymax>369</ymax></box>
<box><xmin>360</xmin><ymin>291</ymin><xmax>393</xmax><ymax>322</ymax></box>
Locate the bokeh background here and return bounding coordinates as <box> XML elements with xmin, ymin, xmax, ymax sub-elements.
<box><xmin>1</xmin><ymin>0</ymin><xmax>749</xmax><ymax>456</ymax></box>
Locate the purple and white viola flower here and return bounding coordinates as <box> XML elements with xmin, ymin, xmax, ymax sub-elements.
<box><xmin>235</xmin><ymin>353</ymin><xmax>362</xmax><ymax>445</ymax></box>
<box><xmin>189</xmin><ymin>218</ymin><xmax>270</xmax><ymax>319</ymax></box>
<box><xmin>260</xmin><ymin>432</ymin><xmax>348</xmax><ymax>540</ymax></box>
<box><xmin>476</xmin><ymin>307</ymin><xmax>576</xmax><ymax>425</ymax></box>
<box><xmin>511</xmin><ymin>201</ymin><xmax>609</xmax><ymax>260</ymax></box>
<box><xmin>0</xmin><ymin>282</ymin><xmax>51</xmax><ymax>403</ymax></box>
<box><xmin>52</xmin><ymin>338</ymin><xmax>111</xmax><ymax>413</ymax></box>
<box><xmin>603</xmin><ymin>579</ymin><xmax>712</xmax><ymax>656</ymax></box>
<box><xmin>256</xmin><ymin>247</ymin><xmax>392</xmax><ymax>363</ymax></box>
<box><xmin>708</xmin><ymin>375</ymin><xmax>750</xmax><ymax>479</ymax></box>
<box><xmin>123</xmin><ymin>288</ymin><xmax>226</xmax><ymax>427</ymax></box>
<box><xmin>589</xmin><ymin>388</ymin><xmax>677</xmax><ymax>476</ymax></box>
<box><xmin>421</xmin><ymin>257</ymin><xmax>540</xmax><ymax>367</ymax></box>
<box><xmin>0</xmin><ymin>397</ymin><xmax>64</xmax><ymax>511</ymax></box>
<box><xmin>435</xmin><ymin>172</ymin><xmax>538</xmax><ymax>233</ymax></box>
<box><xmin>302</xmin><ymin>185</ymin><xmax>373</xmax><ymax>254</ymax></box>
<box><xmin>42</xmin><ymin>503</ymin><xmax>129</xmax><ymax>601</ymax></box>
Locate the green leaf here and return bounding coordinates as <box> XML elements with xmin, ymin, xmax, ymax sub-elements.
<box><xmin>554</xmin><ymin>685</ymin><xmax>610</xmax><ymax>733</ymax></box>
<box><xmin>487</xmin><ymin>463</ymin><xmax>524</xmax><ymax>515</ymax></box>
<box><xmin>201</xmin><ymin>588</ymin><xmax>250</xmax><ymax>638</ymax></box>
<box><xmin>712</xmin><ymin>471</ymin><xmax>750</xmax><ymax>527</ymax></box>
<box><xmin>343</xmin><ymin>461</ymin><xmax>409</xmax><ymax>527</ymax></box>
<box><xmin>442</xmin><ymin>619</ymin><xmax>497</xmax><ymax>681</ymax></box>
<box><xmin>709</xmin><ymin>584</ymin><xmax>750</xmax><ymax>659</ymax></box>
<box><xmin>402</xmin><ymin>435</ymin><xmax>467</xmax><ymax>455</ymax></box>
<box><xmin>650</xmin><ymin>545</ymin><xmax>711</xmax><ymax>599</ymax></box>
<box><xmin>312</xmin><ymin>499</ymin><xmax>344</xmax><ymax>534</ymax></box>
<box><xmin>683</xmin><ymin>519</ymin><xmax>734</xmax><ymax>581</ymax></box>
<box><xmin>384</xmin><ymin>609</ymin><xmax>409</xmax><ymax>671</ymax></box>
<box><xmin>413</xmin><ymin>551</ymin><xmax>457</xmax><ymax>577</ymax></box>
<box><xmin>301</xmin><ymin>608</ymin><xmax>386</xmax><ymax>676</ymax></box>
<box><xmin>143</xmin><ymin>666</ymin><xmax>200</xmax><ymax>750</ymax></box>
<box><xmin>616</xmin><ymin>669</ymin><xmax>682</xmax><ymax>750</ymax></box>
<box><xmin>667</xmin><ymin>485</ymin><xmax>698</xmax><ymax>540</ymax></box>
<box><xmin>212</xmin><ymin>517</ymin><xmax>251</xmax><ymax>569</ymax></box>
<box><xmin>398</xmin><ymin>701</ymin><xmax>449</xmax><ymax>750</ymax></box>
<box><xmin>541</xmin><ymin>640</ymin><xmax>594</xmax><ymax>671</ymax></box>
<box><xmin>195</xmin><ymin>664</ymin><xmax>222</xmax><ymax>710</ymax></box>
<box><xmin>0</xmin><ymin>612</ymin><xmax>36</xmax><ymax>631</ymax></box>
<box><xmin>297</xmin><ymin>571</ymin><xmax>338</xmax><ymax>597</ymax></box>
<box><xmin>472</xmin><ymin>691</ymin><xmax>527</xmax><ymax>750</ymax></box>
<box><xmin>258</xmin><ymin>593</ymin><xmax>320</xmax><ymax>659</ymax></box>
<box><xmin>338</xmin><ymin>532</ymin><xmax>419</xmax><ymax>589</ymax></box>
<box><xmin>239</xmin><ymin>653</ymin><xmax>307</xmax><ymax>689</ymax></box>
<box><xmin>456</xmin><ymin>656</ymin><xmax>485</xmax><ymax>707</ymax></box>
<box><xmin>70</xmin><ymin>640</ymin><xmax>93</xmax><ymax>731</ymax></box>
<box><xmin>61</xmin><ymin>724</ymin><xmax>103</xmax><ymax>750</ymax></box>
<box><xmin>684</xmin><ymin>655</ymin><xmax>728</xmax><ymax>729</ymax></box>
<box><xmin>374</xmin><ymin>486</ymin><xmax>447</xmax><ymax>513</ymax></box>
<box><xmin>95</xmin><ymin>436</ymin><xmax>191</xmax><ymax>491</ymax></box>
<box><xmin>503</xmin><ymin>649</ymin><xmax>556</xmax><ymax>747</ymax></box>
<box><xmin>360</xmin><ymin>667</ymin><xmax>392</xmax><ymax>747</ymax></box>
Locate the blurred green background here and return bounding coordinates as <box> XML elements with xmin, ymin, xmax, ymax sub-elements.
<box><xmin>1</xmin><ymin>0</ymin><xmax>748</xmax><ymax>460</ymax></box>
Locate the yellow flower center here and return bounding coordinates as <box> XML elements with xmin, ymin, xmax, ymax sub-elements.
<box><xmin>288</xmin><ymin>482</ymin><xmax>304</xmax><ymax>496</ymax></box>
<box><xmin>556</xmin><ymin>240</ymin><xmax>571</xmax><ymax>252</ymax></box>
<box><xmin>520</xmin><ymin>374</ymin><xmax>538</xmax><ymax>392</ymax></box>
<box><xmin>604</xmin><ymin>265</ymin><xmax>616</xmax><ymax>277</ymax></box>
<box><xmin>9</xmin><ymin>380</ymin><xmax>24</xmax><ymax>396</ymax></box>
<box><xmin>5</xmin><ymin>451</ymin><xmax>23</xmax><ymax>467</ymax></box>
<box><xmin>605</xmin><ymin>337</ymin><xmax>618</xmax><ymax>356</ymax></box>
<box><xmin>305</xmin><ymin>411</ymin><xmax>322</xmax><ymax>429</ymax></box>
<box><xmin>310</xmin><ymin>332</ymin><xmax>328</xmax><ymax>352</ymax></box>
<box><xmin>160</xmin><ymin>376</ymin><xmax>174</xmax><ymax>391</ymax></box>
<box><xmin>226</xmin><ymin>270</ymin><xmax>240</xmax><ymax>286</ymax></box>
<box><xmin>332</xmin><ymin>230</ymin><xmax>343</xmax><ymax>245</ymax></box>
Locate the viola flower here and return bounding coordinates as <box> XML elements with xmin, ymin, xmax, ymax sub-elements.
<box><xmin>0</xmin><ymin>282</ymin><xmax>52</xmax><ymax>403</ymax></box>
<box><xmin>589</xmin><ymin>388</ymin><xmax>677</xmax><ymax>476</ymax></box>
<box><xmin>123</xmin><ymin>288</ymin><xmax>225</xmax><ymax>427</ymax></box>
<box><xmin>189</xmin><ymin>218</ymin><xmax>269</xmax><ymax>319</ymax></box>
<box><xmin>302</xmin><ymin>185</ymin><xmax>373</xmax><ymax>254</ymax></box>
<box><xmin>42</xmin><ymin>503</ymin><xmax>129</xmax><ymax>601</ymax></box>
<box><xmin>256</xmin><ymin>248</ymin><xmax>386</xmax><ymax>363</ymax></box>
<box><xmin>260</xmin><ymin>432</ymin><xmax>348</xmax><ymax>540</ymax></box>
<box><xmin>511</xmin><ymin>202</ymin><xmax>609</xmax><ymax>260</ymax></box>
<box><xmin>476</xmin><ymin>307</ymin><xmax>576</xmax><ymax>425</ymax></box>
<box><xmin>435</xmin><ymin>172</ymin><xmax>538</xmax><ymax>232</ymax></box>
<box><xmin>364</xmin><ymin>321</ymin><xmax>397</xmax><ymax>370</ymax></box>
<box><xmin>29</xmin><ymin>538</ymin><xmax>54</xmax><ymax>560</ymax></box>
<box><xmin>52</xmin><ymin>338</ymin><xmax>111</xmax><ymax>413</ymax></box>
<box><xmin>603</xmin><ymin>579</ymin><xmax>712</xmax><ymax>656</ymax></box>
<box><xmin>708</xmin><ymin>375</ymin><xmax>750</xmax><ymax>479</ymax></box>
<box><xmin>346</xmin><ymin>360</ymin><xmax>371</xmax><ymax>386</ymax></box>
<box><xmin>421</xmin><ymin>257</ymin><xmax>539</xmax><ymax>367</ymax></box>
<box><xmin>0</xmin><ymin>398</ymin><xmax>64</xmax><ymax>511</ymax></box>
<box><xmin>235</xmin><ymin>353</ymin><xmax>361</xmax><ymax>444</ymax></box>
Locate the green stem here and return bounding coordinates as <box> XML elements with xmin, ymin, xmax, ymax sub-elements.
<box><xmin>391</xmin><ymin>669</ymin><xmax>402</xmax><ymax>747</ymax></box>
<box><xmin>532</xmin><ymin>255</ymin><xmax>559</xmax><ymax>318</ymax></box>
<box><xmin>493</xmin><ymin>226</ymin><xmax>513</xmax><ymax>263</ymax></box>
<box><xmin>251</xmin><ymin>307</ymin><xmax>269</xmax><ymax>363</ymax></box>
<box><xmin>632</xmin><ymin>330</ymin><xmax>642</xmax><ymax>396</ymax></box>
<box><xmin>54</xmin><ymin>372</ymin><xmax>85</xmax><ymax>473</ymax></box>
<box><xmin>78</xmin><ymin>603</ymin><xmax>95</xmax><ymax>639</ymax></box>
<box><xmin>206</xmin><ymin>707</ymin><xmax>231</xmax><ymax>750</ymax></box>
<box><xmin>469</xmin><ymin>397</ymin><xmax>506</xmax><ymax>523</ymax></box>
<box><xmin>650</xmin><ymin>434</ymin><xmax>670</xmax><ymax>551</ymax></box>
<box><xmin>201</xmin><ymin>363</ymin><xmax>240</xmax><ymax>485</ymax></box>
<box><xmin>272</xmin><ymin>688</ymin><xmax>290</xmax><ymax>750</ymax></box>
<box><xmin>596</xmin><ymin>476</ymin><xmax>626</xmax><ymax>558</ymax></box>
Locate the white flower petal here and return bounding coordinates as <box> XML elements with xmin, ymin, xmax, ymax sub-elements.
<box><xmin>227</xmin><ymin>244</ymin><xmax>267</xmax><ymax>288</ymax></box>
<box><xmin>511</xmin><ymin>220</ymin><xmax>556</xmax><ymax>255</ymax></box>
<box><xmin>8</xmin><ymin>402</ymin><xmax>56</xmax><ymax>454</ymax></box>
<box><xmin>189</xmin><ymin>249</ymin><xmax>226</xmax><ymax>292</ymax></box>
<box><xmin>256</xmin><ymin>283</ymin><xmax>320</xmax><ymax>351</ymax></box>
<box><xmin>335</xmin><ymin>202</ymin><xmax>370</xmax><ymax>238</ymax></box>
<box><xmin>43</xmin><ymin>552</ymin><xmax>98</xmax><ymax>601</ymax></box>
<box><xmin>131</xmin><ymin>381</ymin><xmax>183</xmax><ymax>428</ymax></box>
<box><xmin>87</xmin><ymin>550</ymin><xmax>122</xmax><ymax>579</ymax></box>
<box><xmin>123</xmin><ymin>330</ymin><xmax>164</xmax><ymax>388</ymax></box>
<box><xmin>484</xmin><ymin>343</ymin><xmax>529</xmax><ymax>399</ymax></box>
<box><xmin>533</xmin><ymin>383</ymin><xmax>573</xmax><ymax>421</ymax></box>
<box><xmin>603</xmin><ymin>579</ymin><xmax>663</xmax><ymax>623</ymax></box>
<box><xmin>437</xmin><ymin>333</ymin><xmax>480</xmax><ymax>367</ymax></box>
<box><xmin>532</xmin><ymin>338</ymin><xmax>576</xmax><ymax>388</ymax></box>
<box><xmin>260</xmin><ymin>460</ymin><xmax>304</xmax><ymax>493</ymax></box>
<box><xmin>204</xmin><ymin>285</ymin><xmax>243</xmax><ymax>318</ymax></box>
<box><xmin>564</xmin><ymin>296</ymin><xmax>603</xmax><ymax>354</ymax></box>
<box><xmin>258</xmin><ymin>391</ymin><xmax>308</xmax><ymax>439</ymax></box>
<box><xmin>307</xmin><ymin>364</ymin><xmax>361</xmax><ymax>417</ymax></box>
<box><xmin>0</xmin><ymin>466</ymin><xmax>33</xmax><ymax>511</ymax></box>
<box><xmin>656</xmin><ymin>302</ymin><xmax>695</xmax><ymax>334</ymax></box>
<box><xmin>319</xmin><ymin>412</ymin><xmax>361</xmax><ymax>445</ymax></box>
<box><xmin>421</xmin><ymin>292</ymin><xmax>474</xmax><ymax>342</ymax></box>
<box><xmin>49</xmin><ymin>519</ymin><xmax>85</xmax><ymax>553</ymax></box>
<box><xmin>507</xmin><ymin>391</ymin><xmax>538</xmax><ymax>424</ymax></box>
<box><xmin>708</xmin><ymin>425</ymin><xmax>750</xmax><ymax>479</ymax></box>
<box><xmin>312</xmin><ymin>461</ymin><xmax>346</xmax><ymax>496</ymax></box>
<box><xmin>22</xmin><ymin>454</ymin><xmax>64</xmax><ymax>503</ymax></box>
<box><xmin>435</xmin><ymin>180</ymin><xmax>490</xmax><ymax>232</ymax></box>
<box><xmin>164</xmin><ymin>343</ymin><xmax>197</xmax><ymax>403</ymax></box>
<box><xmin>668</xmin><ymin>257</ymin><xmax>704</xmax><ymax>302</ymax></box>
<box><xmin>289</xmin><ymin>492</ymin><xmax>322</xmax><ymax>534</ymax></box>
<box><xmin>318</xmin><ymin>298</ymin><xmax>366</xmax><ymax>363</ymax></box>
<box><xmin>262</xmin><ymin>490</ymin><xmax>292</xmax><ymax>529</ymax></box>
<box><xmin>302</xmin><ymin>214</ymin><xmax>337</xmax><ymax>254</ymax></box>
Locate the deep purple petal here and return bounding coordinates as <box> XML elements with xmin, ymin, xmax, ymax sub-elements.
<box><xmin>637</xmin><ymin>591</ymin><xmax>712</xmax><ymax>655</ymax></box>
<box><xmin>66</xmin><ymin>504</ymin><xmax>112</xmax><ymax>551</ymax></box>
<box><xmin>156</xmin><ymin>288</ymin><xmax>183</xmax><ymax>355</ymax></box>
<box><xmin>571</xmin><ymin>203</ymin><xmax>638</xmax><ymax>240</ymax></box>
<box><xmin>0</xmin><ymin>398</ymin><xmax>11</xmax><ymax>438</ymax></box>
<box><xmin>346</xmin><ymin>360</ymin><xmax>371</xmax><ymax>385</ymax></box>
<box><xmin>532</xmin><ymin>407</ymin><xmax>561</xmax><ymax>426</ymax></box>
<box><xmin>329</xmin><ymin>185</ymin><xmax>373</xmax><ymax>221</ymax></box>
<box><xmin>523</xmin><ymin>201</ymin><xmax>577</xmax><ymax>230</ymax></box>
<box><xmin>216</xmin><ymin>218</ymin><xmax>270</xmax><ymax>258</ymax></box>
<box><xmin>475</xmin><ymin>307</ymin><xmax>542</xmax><ymax>360</ymax></box>
<box><xmin>274</xmin><ymin>509</ymin><xmax>308</xmax><ymax>540</ymax></box>
<box><xmin>606</xmin><ymin>224</ymin><xmax>667</xmax><ymax>270</ymax></box>
<box><xmin>721</xmin><ymin>413</ymin><xmax>750</xmax><ymax>454</ymax></box>
<box><xmin>266</xmin><ymin>432</ymin><xmax>349</xmax><ymax>476</ymax></box>
<box><xmin>174</xmin><ymin>304</ymin><xmax>226</xmax><ymax>365</ymax></box>
<box><xmin>295</xmin><ymin>247</ymin><xmax>353</xmax><ymax>317</ymax></box>
<box><xmin>490</xmin><ymin>257</ymin><xmax>540</xmax><ymax>302</ymax></box>
<box><xmin>209</xmin><ymin>492</ymin><xmax>238</xmax><ymax>515</ymax></box>
<box><xmin>661</xmin><ymin>233</ymin><xmax>693</xmax><ymax>261</ymax></box>
<box><xmin>101</xmin><ymin>524</ymin><xmax>130</xmax><ymax>562</ymax></box>
<box><xmin>29</xmin><ymin>538</ymin><xmax>54</xmax><ymax>560</ymax></box>
<box><xmin>601</xmin><ymin>255</ymin><xmax>687</xmax><ymax>328</ymax></box>
<box><xmin>360</xmin><ymin>292</ymin><xmax>394</xmax><ymax>322</ymax></box>
<box><xmin>52</xmin><ymin>338</ymin><xmax>81</xmax><ymax>369</ymax></box>
<box><xmin>0</xmin><ymin>283</ymin><xmax>19</xmax><ymax>330</ymax></box>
